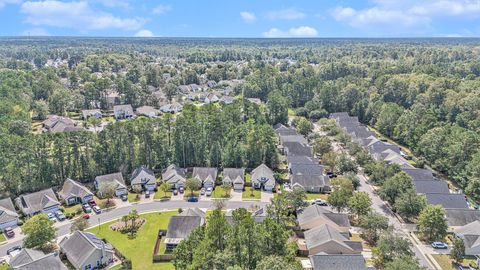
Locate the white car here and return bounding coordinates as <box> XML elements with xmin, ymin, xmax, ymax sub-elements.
<box><xmin>47</xmin><ymin>212</ymin><xmax>57</xmax><ymax>222</ymax></box>
<box><xmin>205</xmin><ymin>187</ymin><xmax>213</xmax><ymax>196</ymax></box>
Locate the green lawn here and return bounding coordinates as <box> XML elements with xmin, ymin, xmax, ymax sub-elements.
<box><xmin>0</xmin><ymin>233</ymin><xmax>6</xmax><ymax>243</ymax></box>
<box><xmin>128</xmin><ymin>192</ymin><xmax>141</xmax><ymax>203</ymax></box>
<box><xmin>211</xmin><ymin>187</ymin><xmax>230</xmax><ymax>199</ymax></box>
<box><xmin>0</xmin><ymin>263</ymin><xmax>8</xmax><ymax>270</ymax></box>
<box><xmin>108</xmin><ymin>265</ymin><xmax>122</xmax><ymax>270</ymax></box>
<box><xmin>88</xmin><ymin>211</ymin><xmax>176</xmax><ymax>270</ymax></box>
<box><xmin>242</xmin><ymin>187</ymin><xmax>260</xmax><ymax>200</ymax></box>
<box><xmin>432</xmin><ymin>254</ymin><xmax>456</xmax><ymax>270</ymax></box>
<box><xmin>63</xmin><ymin>204</ymin><xmax>82</xmax><ymax>215</ymax></box>
<box><xmin>154</xmin><ymin>191</ymin><xmax>172</xmax><ymax>200</ymax></box>
<box><xmin>305</xmin><ymin>193</ymin><xmax>329</xmax><ymax>201</ymax></box>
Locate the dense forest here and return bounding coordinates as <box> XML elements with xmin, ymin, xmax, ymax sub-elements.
<box><xmin>0</xmin><ymin>37</ymin><xmax>479</xmax><ymax>198</ymax></box>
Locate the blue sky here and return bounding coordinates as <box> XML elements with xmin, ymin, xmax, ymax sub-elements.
<box><xmin>1</xmin><ymin>0</ymin><xmax>480</xmax><ymax>37</ymax></box>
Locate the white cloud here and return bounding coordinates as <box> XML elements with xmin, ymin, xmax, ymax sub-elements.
<box><xmin>95</xmin><ymin>0</ymin><xmax>130</xmax><ymax>9</ymax></box>
<box><xmin>20</xmin><ymin>27</ymin><xmax>49</xmax><ymax>36</ymax></box>
<box><xmin>152</xmin><ymin>4</ymin><xmax>171</xmax><ymax>14</ymax></box>
<box><xmin>240</xmin><ymin>11</ymin><xmax>256</xmax><ymax>23</ymax></box>
<box><xmin>134</xmin><ymin>29</ymin><xmax>154</xmax><ymax>37</ymax></box>
<box><xmin>20</xmin><ymin>0</ymin><xmax>144</xmax><ymax>31</ymax></box>
<box><xmin>409</xmin><ymin>0</ymin><xmax>480</xmax><ymax>17</ymax></box>
<box><xmin>266</xmin><ymin>8</ymin><xmax>306</xmax><ymax>20</ymax></box>
<box><xmin>263</xmin><ymin>26</ymin><xmax>318</xmax><ymax>38</ymax></box>
<box><xmin>0</xmin><ymin>0</ymin><xmax>21</xmax><ymax>9</ymax></box>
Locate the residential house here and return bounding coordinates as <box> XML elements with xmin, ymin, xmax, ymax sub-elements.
<box><xmin>81</xmin><ymin>109</ymin><xmax>102</xmax><ymax>120</ymax></box>
<box><xmin>274</xmin><ymin>124</ymin><xmax>298</xmax><ymax>136</ymax></box>
<box><xmin>251</xmin><ymin>164</ymin><xmax>276</xmax><ymax>191</ymax></box>
<box><xmin>136</xmin><ymin>106</ymin><xmax>160</xmax><ymax>118</ymax></box>
<box><xmin>223</xmin><ymin>168</ymin><xmax>245</xmax><ymax>191</ymax></box>
<box><xmin>178</xmin><ymin>207</ymin><xmax>206</xmax><ymax>223</ymax></box>
<box><xmin>204</xmin><ymin>93</ymin><xmax>219</xmax><ymax>104</ymax></box>
<box><xmin>303</xmin><ymin>224</ymin><xmax>362</xmax><ymax>255</ymax></box>
<box><xmin>220</xmin><ymin>95</ymin><xmax>236</xmax><ymax>105</ymax></box>
<box><xmin>160</xmin><ymin>102</ymin><xmax>183</xmax><ymax>114</ymax></box>
<box><xmin>454</xmin><ymin>220</ymin><xmax>480</xmax><ymax>256</ymax></box>
<box><xmin>113</xmin><ymin>104</ymin><xmax>134</xmax><ymax>120</ymax></box>
<box><xmin>413</xmin><ymin>180</ymin><xmax>450</xmax><ymax>194</ymax></box>
<box><xmin>192</xmin><ymin>167</ymin><xmax>218</xmax><ymax>188</ymax></box>
<box><xmin>286</xmin><ymin>156</ymin><xmax>319</xmax><ymax>166</ymax></box>
<box><xmin>445</xmin><ymin>209</ymin><xmax>480</xmax><ymax>229</ymax></box>
<box><xmin>130</xmin><ymin>166</ymin><xmax>157</xmax><ymax>192</ymax></box>
<box><xmin>225</xmin><ymin>206</ymin><xmax>268</xmax><ymax>224</ymax></box>
<box><xmin>290</xmin><ymin>163</ymin><xmax>324</xmax><ymax>176</ymax></box>
<box><xmin>105</xmin><ymin>91</ymin><xmax>121</xmax><ymax>109</ymax></box>
<box><xmin>165</xmin><ymin>212</ymin><xmax>205</xmax><ymax>251</ymax></box>
<box><xmin>291</xmin><ymin>175</ymin><xmax>330</xmax><ymax>193</ymax></box>
<box><xmin>283</xmin><ymin>142</ymin><xmax>313</xmax><ymax>157</ymax></box>
<box><xmin>279</xmin><ymin>134</ymin><xmax>308</xmax><ymax>145</ymax></box>
<box><xmin>60</xmin><ymin>231</ymin><xmax>114</xmax><ymax>270</ymax></box>
<box><xmin>10</xmin><ymin>248</ymin><xmax>67</xmax><ymax>270</ymax></box>
<box><xmin>94</xmin><ymin>172</ymin><xmax>127</xmax><ymax>197</ymax></box>
<box><xmin>309</xmin><ymin>254</ymin><xmax>372</xmax><ymax>270</ymax></box>
<box><xmin>15</xmin><ymin>188</ymin><xmax>60</xmax><ymax>217</ymax></box>
<box><xmin>58</xmin><ymin>178</ymin><xmax>94</xmax><ymax>206</ymax></box>
<box><xmin>162</xmin><ymin>73</ymin><xmax>171</xmax><ymax>81</ymax></box>
<box><xmin>297</xmin><ymin>205</ymin><xmax>350</xmax><ymax>232</ymax></box>
<box><xmin>246</xmin><ymin>98</ymin><xmax>262</xmax><ymax>105</ymax></box>
<box><xmin>401</xmin><ymin>168</ymin><xmax>436</xmax><ymax>181</ymax></box>
<box><xmin>162</xmin><ymin>164</ymin><xmax>187</xmax><ymax>189</ymax></box>
<box><xmin>425</xmin><ymin>193</ymin><xmax>468</xmax><ymax>209</ymax></box>
<box><xmin>0</xmin><ymin>197</ymin><xmax>19</xmax><ymax>230</ymax></box>
<box><xmin>177</xmin><ymin>85</ymin><xmax>191</xmax><ymax>94</ymax></box>
<box><xmin>42</xmin><ymin>115</ymin><xmax>84</xmax><ymax>133</ymax></box>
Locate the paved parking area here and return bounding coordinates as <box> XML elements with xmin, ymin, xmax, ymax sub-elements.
<box><xmin>230</xmin><ymin>190</ymin><xmax>243</xmax><ymax>201</ymax></box>
<box><xmin>261</xmin><ymin>191</ymin><xmax>274</xmax><ymax>202</ymax></box>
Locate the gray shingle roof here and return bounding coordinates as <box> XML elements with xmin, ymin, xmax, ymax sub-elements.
<box><xmin>192</xmin><ymin>167</ymin><xmax>218</xmax><ymax>184</ymax></box>
<box><xmin>425</xmin><ymin>193</ymin><xmax>468</xmax><ymax>209</ymax></box>
<box><xmin>445</xmin><ymin>209</ymin><xmax>480</xmax><ymax>227</ymax></box>
<box><xmin>60</xmin><ymin>231</ymin><xmax>113</xmax><ymax>270</ymax></box>
<box><xmin>283</xmin><ymin>142</ymin><xmax>313</xmax><ymax>157</ymax></box>
<box><xmin>223</xmin><ymin>168</ymin><xmax>245</xmax><ymax>184</ymax></box>
<box><xmin>304</xmin><ymin>224</ymin><xmax>362</xmax><ymax>253</ymax></box>
<box><xmin>290</xmin><ymin>163</ymin><xmax>324</xmax><ymax>175</ymax></box>
<box><xmin>251</xmin><ymin>164</ymin><xmax>275</xmax><ymax>187</ymax></box>
<box><xmin>136</xmin><ymin>106</ymin><xmax>159</xmax><ymax>117</ymax></box>
<box><xmin>291</xmin><ymin>175</ymin><xmax>330</xmax><ymax>190</ymax></box>
<box><xmin>95</xmin><ymin>172</ymin><xmax>126</xmax><ymax>189</ymax></box>
<box><xmin>413</xmin><ymin>180</ymin><xmax>449</xmax><ymax>194</ymax></box>
<box><xmin>10</xmin><ymin>249</ymin><xmax>67</xmax><ymax>270</ymax></box>
<box><xmin>310</xmin><ymin>254</ymin><xmax>369</xmax><ymax>270</ymax></box>
<box><xmin>58</xmin><ymin>178</ymin><xmax>93</xmax><ymax>201</ymax></box>
<box><xmin>279</xmin><ymin>135</ymin><xmax>308</xmax><ymax>144</ymax></box>
<box><xmin>15</xmin><ymin>188</ymin><xmax>60</xmax><ymax>216</ymax></box>
<box><xmin>0</xmin><ymin>197</ymin><xmax>18</xmax><ymax>224</ymax></box>
<box><xmin>401</xmin><ymin>168</ymin><xmax>436</xmax><ymax>181</ymax></box>
<box><xmin>113</xmin><ymin>104</ymin><xmax>134</xmax><ymax>115</ymax></box>
<box><xmin>455</xmin><ymin>220</ymin><xmax>480</xmax><ymax>236</ymax></box>
<box><xmin>274</xmin><ymin>124</ymin><xmax>298</xmax><ymax>136</ymax></box>
<box><xmin>165</xmin><ymin>216</ymin><xmax>203</xmax><ymax>243</ymax></box>
<box><xmin>130</xmin><ymin>166</ymin><xmax>156</xmax><ymax>185</ymax></box>
<box><xmin>287</xmin><ymin>156</ymin><xmax>319</xmax><ymax>165</ymax></box>
<box><xmin>297</xmin><ymin>205</ymin><xmax>350</xmax><ymax>229</ymax></box>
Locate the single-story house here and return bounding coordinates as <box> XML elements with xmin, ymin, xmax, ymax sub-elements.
<box><xmin>113</xmin><ymin>104</ymin><xmax>134</xmax><ymax>120</ymax></box>
<box><xmin>246</xmin><ymin>98</ymin><xmax>262</xmax><ymax>105</ymax></box>
<box><xmin>286</xmin><ymin>156</ymin><xmax>319</xmax><ymax>166</ymax></box>
<box><xmin>60</xmin><ymin>231</ymin><xmax>115</xmax><ymax>270</ymax></box>
<box><xmin>291</xmin><ymin>175</ymin><xmax>331</xmax><ymax>193</ymax></box>
<box><xmin>289</xmin><ymin>163</ymin><xmax>324</xmax><ymax>176</ymax></box>
<box><xmin>454</xmin><ymin>220</ymin><xmax>480</xmax><ymax>256</ymax></box>
<box><xmin>179</xmin><ymin>207</ymin><xmax>206</xmax><ymax>223</ymax></box>
<box><xmin>425</xmin><ymin>193</ymin><xmax>468</xmax><ymax>209</ymax></box>
<box><xmin>297</xmin><ymin>205</ymin><xmax>350</xmax><ymax>232</ymax></box>
<box><xmin>223</xmin><ymin>168</ymin><xmax>245</xmax><ymax>191</ymax></box>
<box><xmin>204</xmin><ymin>93</ymin><xmax>219</xmax><ymax>104</ymax></box>
<box><xmin>304</xmin><ymin>224</ymin><xmax>362</xmax><ymax>255</ymax></box>
<box><xmin>279</xmin><ymin>135</ymin><xmax>308</xmax><ymax>145</ymax></box>
<box><xmin>283</xmin><ymin>142</ymin><xmax>313</xmax><ymax>157</ymax></box>
<box><xmin>136</xmin><ymin>106</ymin><xmax>160</xmax><ymax>118</ymax></box>
<box><xmin>160</xmin><ymin>103</ymin><xmax>183</xmax><ymax>114</ymax></box>
<box><xmin>81</xmin><ymin>109</ymin><xmax>102</xmax><ymax>120</ymax></box>
<box><xmin>105</xmin><ymin>91</ymin><xmax>121</xmax><ymax>109</ymax></box>
<box><xmin>251</xmin><ymin>164</ymin><xmax>276</xmax><ymax>191</ymax></box>
<box><xmin>58</xmin><ymin>178</ymin><xmax>94</xmax><ymax>206</ymax></box>
<box><xmin>162</xmin><ymin>164</ymin><xmax>187</xmax><ymax>189</ymax></box>
<box><xmin>10</xmin><ymin>248</ymin><xmax>67</xmax><ymax>270</ymax></box>
<box><xmin>15</xmin><ymin>188</ymin><xmax>60</xmax><ymax>217</ymax></box>
<box><xmin>445</xmin><ymin>208</ymin><xmax>480</xmax><ymax>229</ymax></box>
<box><xmin>94</xmin><ymin>172</ymin><xmax>127</xmax><ymax>197</ymax></box>
<box><xmin>42</xmin><ymin>115</ymin><xmax>84</xmax><ymax>133</ymax></box>
<box><xmin>274</xmin><ymin>124</ymin><xmax>298</xmax><ymax>136</ymax></box>
<box><xmin>192</xmin><ymin>167</ymin><xmax>218</xmax><ymax>188</ymax></box>
<box><xmin>165</xmin><ymin>215</ymin><xmax>205</xmax><ymax>251</ymax></box>
<box><xmin>130</xmin><ymin>166</ymin><xmax>157</xmax><ymax>192</ymax></box>
<box><xmin>413</xmin><ymin>180</ymin><xmax>449</xmax><ymax>194</ymax></box>
<box><xmin>401</xmin><ymin>168</ymin><xmax>436</xmax><ymax>181</ymax></box>
<box><xmin>0</xmin><ymin>197</ymin><xmax>19</xmax><ymax>230</ymax></box>
<box><xmin>220</xmin><ymin>95</ymin><xmax>236</xmax><ymax>105</ymax></box>
<box><xmin>309</xmin><ymin>254</ymin><xmax>372</xmax><ymax>270</ymax></box>
<box><xmin>225</xmin><ymin>206</ymin><xmax>268</xmax><ymax>224</ymax></box>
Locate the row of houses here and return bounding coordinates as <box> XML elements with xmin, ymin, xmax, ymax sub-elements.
<box><xmin>296</xmin><ymin>204</ymin><xmax>373</xmax><ymax>269</ymax></box>
<box><xmin>330</xmin><ymin>112</ymin><xmax>479</xmax><ymax>259</ymax></box>
<box><xmin>162</xmin><ymin>164</ymin><xmax>276</xmax><ymax>191</ymax></box>
<box><xmin>274</xmin><ymin>124</ymin><xmax>330</xmax><ymax>193</ymax></box>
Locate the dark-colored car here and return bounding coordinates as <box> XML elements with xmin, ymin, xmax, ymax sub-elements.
<box><xmin>6</xmin><ymin>246</ymin><xmax>21</xmax><ymax>255</ymax></box>
<box><xmin>120</xmin><ymin>194</ymin><xmax>128</xmax><ymax>201</ymax></box>
<box><xmin>88</xmin><ymin>200</ymin><xmax>97</xmax><ymax>207</ymax></box>
<box><xmin>4</xmin><ymin>227</ymin><xmax>15</xmax><ymax>238</ymax></box>
<box><xmin>431</xmin><ymin>242</ymin><xmax>448</xmax><ymax>249</ymax></box>
<box><xmin>187</xmin><ymin>196</ymin><xmax>198</xmax><ymax>202</ymax></box>
<box><xmin>83</xmin><ymin>214</ymin><xmax>90</xmax><ymax>219</ymax></box>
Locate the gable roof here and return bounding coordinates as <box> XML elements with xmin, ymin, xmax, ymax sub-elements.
<box><xmin>455</xmin><ymin>220</ymin><xmax>480</xmax><ymax>236</ymax></box>
<box><xmin>463</xmin><ymin>235</ymin><xmax>480</xmax><ymax>252</ymax></box>
<box><xmin>178</xmin><ymin>207</ymin><xmax>206</xmax><ymax>223</ymax></box>
<box><xmin>290</xmin><ymin>163</ymin><xmax>324</xmax><ymax>176</ymax></box>
<box><xmin>60</xmin><ymin>231</ymin><xmax>113</xmax><ymax>269</ymax></box>
<box><xmin>130</xmin><ymin>166</ymin><xmax>156</xmax><ymax>185</ymax></box>
<box><xmin>192</xmin><ymin>167</ymin><xmax>218</xmax><ymax>183</ymax></box>
<box><xmin>445</xmin><ymin>209</ymin><xmax>480</xmax><ymax>227</ymax></box>
<box><xmin>223</xmin><ymin>168</ymin><xmax>245</xmax><ymax>184</ymax></box>
<box><xmin>367</xmin><ymin>141</ymin><xmax>400</xmax><ymax>155</ymax></box>
<box><xmin>304</xmin><ymin>224</ymin><xmax>362</xmax><ymax>253</ymax></box>
<box><xmin>297</xmin><ymin>205</ymin><xmax>350</xmax><ymax>229</ymax></box>
<box><xmin>95</xmin><ymin>172</ymin><xmax>126</xmax><ymax>189</ymax></box>
<box><xmin>425</xmin><ymin>193</ymin><xmax>468</xmax><ymax>209</ymax></box>
<box><xmin>283</xmin><ymin>142</ymin><xmax>313</xmax><ymax>157</ymax></box>
<box><xmin>274</xmin><ymin>124</ymin><xmax>298</xmax><ymax>136</ymax></box>
<box><xmin>401</xmin><ymin>168</ymin><xmax>436</xmax><ymax>181</ymax></box>
<box><xmin>251</xmin><ymin>164</ymin><xmax>275</xmax><ymax>186</ymax></box>
<box><xmin>413</xmin><ymin>180</ymin><xmax>449</xmax><ymax>194</ymax></box>
<box><xmin>0</xmin><ymin>197</ymin><xmax>18</xmax><ymax>224</ymax></box>
<box><xmin>81</xmin><ymin>109</ymin><xmax>101</xmax><ymax>119</ymax></box>
<box><xmin>58</xmin><ymin>178</ymin><xmax>93</xmax><ymax>201</ymax></box>
<box><xmin>15</xmin><ymin>188</ymin><xmax>60</xmax><ymax>215</ymax></box>
<box><xmin>279</xmin><ymin>135</ymin><xmax>308</xmax><ymax>144</ymax></box>
<box><xmin>113</xmin><ymin>104</ymin><xmax>134</xmax><ymax>115</ymax></box>
<box><xmin>165</xmin><ymin>216</ymin><xmax>203</xmax><ymax>245</ymax></box>
<box><xmin>162</xmin><ymin>164</ymin><xmax>186</xmax><ymax>182</ymax></box>
<box><xmin>136</xmin><ymin>106</ymin><xmax>159</xmax><ymax>117</ymax></box>
<box><xmin>10</xmin><ymin>249</ymin><xmax>67</xmax><ymax>270</ymax></box>
<box><xmin>310</xmin><ymin>254</ymin><xmax>369</xmax><ymax>270</ymax></box>
<box><xmin>291</xmin><ymin>175</ymin><xmax>330</xmax><ymax>190</ymax></box>
<box><xmin>287</xmin><ymin>156</ymin><xmax>319</xmax><ymax>165</ymax></box>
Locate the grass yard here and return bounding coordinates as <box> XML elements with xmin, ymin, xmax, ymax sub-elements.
<box><xmin>432</xmin><ymin>254</ymin><xmax>456</xmax><ymax>270</ymax></box>
<box><xmin>88</xmin><ymin>211</ymin><xmax>176</xmax><ymax>270</ymax></box>
<box><xmin>242</xmin><ymin>187</ymin><xmax>261</xmax><ymax>200</ymax></box>
<box><xmin>211</xmin><ymin>187</ymin><xmax>230</xmax><ymax>199</ymax></box>
<box><xmin>0</xmin><ymin>233</ymin><xmax>5</xmax><ymax>243</ymax></box>
<box><xmin>128</xmin><ymin>192</ymin><xmax>141</xmax><ymax>203</ymax></box>
<box><xmin>107</xmin><ymin>265</ymin><xmax>123</xmax><ymax>270</ymax></box>
<box><xmin>154</xmin><ymin>191</ymin><xmax>172</xmax><ymax>200</ymax></box>
<box><xmin>0</xmin><ymin>263</ymin><xmax>8</xmax><ymax>270</ymax></box>
<box><xmin>305</xmin><ymin>193</ymin><xmax>329</xmax><ymax>201</ymax></box>
<box><xmin>63</xmin><ymin>204</ymin><xmax>82</xmax><ymax>216</ymax></box>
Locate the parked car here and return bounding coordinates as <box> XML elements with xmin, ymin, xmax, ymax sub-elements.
<box><xmin>120</xmin><ymin>194</ymin><xmax>128</xmax><ymax>201</ymax></box>
<box><xmin>92</xmin><ymin>205</ymin><xmax>101</xmax><ymax>214</ymax></box>
<box><xmin>205</xmin><ymin>187</ymin><xmax>213</xmax><ymax>196</ymax></box>
<box><xmin>6</xmin><ymin>246</ymin><xmax>21</xmax><ymax>255</ymax></box>
<box><xmin>312</xmin><ymin>199</ymin><xmax>328</xmax><ymax>206</ymax></box>
<box><xmin>173</xmin><ymin>189</ymin><xmax>178</xmax><ymax>195</ymax></box>
<box><xmin>4</xmin><ymin>227</ymin><xmax>15</xmax><ymax>238</ymax></box>
<box><xmin>88</xmin><ymin>200</ymin><xmax>97</xmax><ymax>207</ymax></box>
<box><xmin>47</xmin><ymin>212</ymin><xmax>57</xmax><ymax>222</ymax></box>
<box><xmin>145</xmin><ymin>190</ymin><xmax>150</xmax><ymax>198</ymax></box>
<box><xmin>55</xmin><ymin>210</ymin><xmax>66</xmax><ymax>221</ymax></box>
<box><xmin>179</xmin><ymin>187</ymin><xmax>184</xmax><ymax>194</ymax></box>
<box><xmin>431</xmin><ymin>242</ymin><xmax>448</xmax><ymax>249</ymax></box>
<box><xmin>82</xmin><ymin>203</ymin><xmax>92</xmax><ymax>213</ymax></box>
<box><xmin>187</xmin><ymin>196</ymin><xmax>199</xmax><ymax>202</ymax></box>
<box><xmin>200</xmin><ymin>188</ymin><xmax>206</xmax><ymax>195</ymax></box>
<box><xmin>83</xmin><ymin>214</ymin><xmax>90</xmax><ymax>219</ymax></box>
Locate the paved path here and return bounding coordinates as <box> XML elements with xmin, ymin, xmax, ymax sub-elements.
<box><xmin>0</xmin><ymin>200</ymin><xmax>267</xmax><ymax>257</ymax></box>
